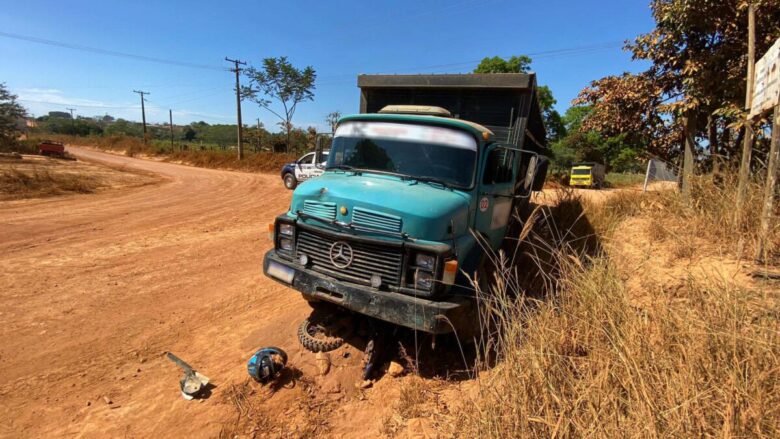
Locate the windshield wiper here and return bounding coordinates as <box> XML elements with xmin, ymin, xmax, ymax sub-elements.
<box><xmin>400</xmin><ymin>175</ymin><xmax>452</xmax><ymax>189</ymax></box>
<box><xmin>326</xmin><ymin>164</ymin><xmax>361</xmax><ymax>173</ymax></box>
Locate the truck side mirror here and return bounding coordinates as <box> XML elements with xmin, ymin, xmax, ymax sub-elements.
<box><xmin>314</xmin><ymin>133</ymin><xmax>333</xmax><ymax>168</ymax></box>
<box><xmin>531</xmin><ymin>156</ymin><xmax>549</xmax><ymax>191</ymax></box>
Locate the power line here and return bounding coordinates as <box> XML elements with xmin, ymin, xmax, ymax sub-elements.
<box><xmin>0</xmin><ymin>31</ymin><xmax>225</xmax><ymax>71</ymax></box>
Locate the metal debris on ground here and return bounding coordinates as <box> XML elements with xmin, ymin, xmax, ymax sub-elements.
<box><xmin>166</xmin><ymin>352</ymin><xmax>210</xmax><ymax>400</ymax></box>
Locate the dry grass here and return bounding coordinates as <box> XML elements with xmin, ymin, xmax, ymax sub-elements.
<box><xmin>166</xmin><ymin>149</ymin><xmax>295</xmax><ymax>173</ymax></box>
<box><xmin>458</xmin><ymin>257</ymin><xmax>779</xmax><ymax>437</ymax></box>
<box><xmin>661</xmin><ymin>175</ymin><xmax>775</xmax><ymax>262</ymax></box>
<box><xmin>0</xmin><ymin>166</ymin><xmax>103</xmax><ymax>200</ymax></box>
<box><xmin>453</xmin><ymin>174</ymin><xmax>780</xmax><ymax>438</ymax></box>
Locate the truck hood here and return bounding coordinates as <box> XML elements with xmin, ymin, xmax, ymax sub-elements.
<box><xmin>290</xmin><ymin>172</ymin><xmax>471</xmax><ymax>241</ymax></box>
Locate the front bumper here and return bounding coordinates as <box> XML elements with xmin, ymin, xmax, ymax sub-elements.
<box><xmin>263</xmin><ymin>249</ymin><xmax>474</xmax><ymax>334</ymax></box>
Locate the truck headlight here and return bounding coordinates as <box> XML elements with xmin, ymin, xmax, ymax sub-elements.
<box><xmin>279</xmin><ymin>223</ymin><xmax>294</xmax><ymax>236</ymax></box>
<box><xmin>414</xmin><ymin>269</ymin><xmax>433</xmax><ymax>290</ymax></box>
<box><xmin>414</xmin><ymin>253</ymin><xmax>436</xmax><ymax>271</ymax></box>
<box><xmin>279</xmin><ymin>238</ymin><xmax>293</xmax><ymax>251</ymax></box>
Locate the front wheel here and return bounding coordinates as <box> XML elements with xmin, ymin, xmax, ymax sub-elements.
<box><xmin>283</xmin><ymin>173</ymin><xmax>297</xmax><ymax>190</ymax></box>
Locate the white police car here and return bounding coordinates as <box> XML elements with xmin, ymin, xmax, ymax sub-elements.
<box><xmin>280</xmin><ymin>150</ymin><xmax>329</xmax><ymax>190</ymax></box>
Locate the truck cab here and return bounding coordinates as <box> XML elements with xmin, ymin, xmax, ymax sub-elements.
<box><xmin>569</xmin><ymin>162</ymin><xmax>605</xmax><ymax>189</ymax></box>
<box><xmin>264</xmin><ymin>73</ymin><xmax>549</xmax><ymax>336</ymax></box>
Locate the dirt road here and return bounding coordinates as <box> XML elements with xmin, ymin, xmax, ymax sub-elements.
<box><xmin>0</xmin><ymin>147</ymin><xmax>313</xmax><ymax>437</ymax></box>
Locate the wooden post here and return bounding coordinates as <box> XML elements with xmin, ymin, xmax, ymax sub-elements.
<box><xmin>643</xmin><ymin>159</ymin><xmax>653</xmax><ymax>192</ymax></box>
<box><xmin>682</xmin><ymin>111</ymin><xmax>696</xmax><ymax>200</ymax></box>
<box><xmin>756</xmin><ymin>105</ymin><xmax>780</xmax><ymax>262</ymax></box>
<box><xmin>736</xmin><ymin>4</ymin><xmax>756</xmax><ymax>219</ymax></box>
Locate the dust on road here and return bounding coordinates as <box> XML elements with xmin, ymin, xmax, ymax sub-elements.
<box><xmin>0</xmin><ymin>147</ymin><xmax>309</xmax><ymax>437</ymax></box>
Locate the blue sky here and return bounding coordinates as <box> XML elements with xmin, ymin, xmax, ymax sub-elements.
<box><xmin>0</xmin><ymin>0</ymin><xmax>654</xmax><ymax>131</ymax></box>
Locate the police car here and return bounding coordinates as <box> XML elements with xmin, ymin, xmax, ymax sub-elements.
<box><xmin>280</xmin><ymin>150</ymin><xmax>329</xmax><ymax>190</ymax></box>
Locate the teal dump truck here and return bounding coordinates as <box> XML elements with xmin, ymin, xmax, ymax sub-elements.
<box><xmin>263</xmin><ymin>73</ymin><xmax>549</xmax><ymax>336</ymax></box>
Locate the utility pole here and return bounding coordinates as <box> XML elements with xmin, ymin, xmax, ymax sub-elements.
<box><xmin>133</xmin><ymin>90</ymin><xmax>150</xmax><ymax>143</ymax></box>
<box><xmin>169</xmin><ymin>109</ymin><xmax>174</xmax><ymax>151</ymax></box>
<box><xmin>225</xmin><ymin>57</ymin><xmax>246</xmax><ymax>160</ymax></box>
<box><xmin>735</xmin><ymin>3</ymin><xmax>756</xmax><ymax>220</ymax></box>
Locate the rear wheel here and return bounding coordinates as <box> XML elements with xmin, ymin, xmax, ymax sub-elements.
<box><xmin>283</xmin><ymin>173</ymin><xmax>297</xmax><ymax>190</ymax></box>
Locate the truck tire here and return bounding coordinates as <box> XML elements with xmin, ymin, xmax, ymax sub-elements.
<box><xmin>283</xmin><ymin>173</ymin><xmax>297</xmax><ymax>190</ymax></box>
<box><xmin>298</xmin><ymin>318</ymin><xmax>344</xmax><ymax>353</ymax></box>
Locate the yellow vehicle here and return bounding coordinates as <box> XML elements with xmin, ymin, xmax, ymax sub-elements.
<box><xmin>569</xmin><ymin>162</ymin><xmax>605</xmax><ymax>188</ymax></box>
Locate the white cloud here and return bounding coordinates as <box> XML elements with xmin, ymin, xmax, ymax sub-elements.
<box><xmin>17</xmin><ymin>88</ymin><xmax>135</xmax><ymax>110</ymax></box>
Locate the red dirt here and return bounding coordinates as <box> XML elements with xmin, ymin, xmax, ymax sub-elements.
<box><xmin>0</xmin><ymin>147</ymin><xmax>387</xmax><ymax>437</ymax></box>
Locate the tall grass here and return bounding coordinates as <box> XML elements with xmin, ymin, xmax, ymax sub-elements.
<box><xmin>650</xmin><ymin>174</ymin><xmax>774</xmax><ymax>262</ymax></box>
<box><xmin>605</xmin><ymin>172</ymin><xmax>646</xmax><ymax>188</ymax></box>
<box><xmin>455</xmin><ymin>176</ymin><xmax>779</xmax><ymax>437</ymax></box>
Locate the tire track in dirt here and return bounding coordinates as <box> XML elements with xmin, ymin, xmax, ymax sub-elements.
<box><xmin>0</xmin><ymin>147</ymin><xmax>311</xmax><ymax>437</ymax></box>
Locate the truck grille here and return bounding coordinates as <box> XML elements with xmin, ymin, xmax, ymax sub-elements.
<box><xmin>296</xmin><ymin>229</ymin><xmax>403</xmax><ymax>287</ymax></box>
<box><xmin>352</xmin><ymin>207</ymin><xmax>402</xmax><ymax>233</ymax></box>
<box><xmin>303</xmin><ymin>200</ymin><xmax>336</xmax><ymax>221</ymax></box>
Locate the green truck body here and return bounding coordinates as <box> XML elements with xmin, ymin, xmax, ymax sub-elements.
<box><xmin>263</xmin><ymin>74</ymin><xmax>549</xmax><ymax>335</ymax></box>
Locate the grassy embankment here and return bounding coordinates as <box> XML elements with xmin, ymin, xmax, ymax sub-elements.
<box><xmin>384</xmin><ymin>174</ymin><xmax>778</xmax><ymax>437</ymax></box>
<box><xmin>456</xmin><ymin>174</ymin><xmax>778</xmax><ymax>437</ymax></box>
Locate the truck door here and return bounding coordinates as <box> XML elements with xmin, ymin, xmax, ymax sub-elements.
<box><xmin>475</xmin><ymin>144</ymin><xmax>519</xmax><ymax>249</ymax></box>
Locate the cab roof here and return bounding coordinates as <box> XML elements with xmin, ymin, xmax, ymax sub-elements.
<box><xmin>337</xmin><ymin>113</ymin><xmax>493</xmax><ymax>141</ymax></box>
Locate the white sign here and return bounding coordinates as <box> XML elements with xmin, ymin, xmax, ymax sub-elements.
<box><xmin>751</xmin><ymin>37</ymin><xmax>780</xmax><ymax>117</ymax></box>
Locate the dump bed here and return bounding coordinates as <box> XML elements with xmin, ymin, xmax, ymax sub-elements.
<box><xmin>357</xmin><ymin>73</ymin><xmax>548</xmax><ymax>154</ymax></box>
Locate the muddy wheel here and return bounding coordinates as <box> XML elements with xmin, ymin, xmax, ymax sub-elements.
<box><xmin>283</xmin><ymin>173</ymin><xmax>297</xmax><ymax>190</ymax></box>
<box><xmin>298</xmin><ymin>318</ymin><xmax>344</xmax><ymax>353</ymax></box>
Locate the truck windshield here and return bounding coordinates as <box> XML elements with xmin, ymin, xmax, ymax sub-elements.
<box><xmin>572</xmin><ymin>168</ymin><xmax>591</xmax><ymax>175</ymax></box>
<box><xmin>327</xmin><ymin>121</ymin><xmax>477</xmax><ymax>188</ymax></box>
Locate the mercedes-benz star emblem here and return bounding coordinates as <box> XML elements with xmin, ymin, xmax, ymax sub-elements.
<box><xmin>329</xmin><ymin>241</ymin><xmax>353</xmax><ymax>269</ymax></box>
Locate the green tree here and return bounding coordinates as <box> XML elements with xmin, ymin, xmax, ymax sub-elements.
<box><xmin>104</xmin><ymin>119</ymin><xmax>143</xmax><ymax>138</ymax></box>
<box><xmin>474</xmin><ymin>55</ymin><xmax>532</xmax><ymax>73</ymax></box>
<box><xmin>47</xmin><ymin>111</ymin><xmax>71</xmax><ymax>119</ymax></box>
<box><xmin>473</xmin><ymin>56</ymin><xmax>565</xmax><ymax>141</ymax></box>
<box><xmin>242</xmin><ymin>57</ymin><xmax>316</xmax><ymax>152</ymax></box>
<box><xmin>551</xmin><ymin>105</ymin><xmax>643</xmax><ymax>172</ymax></box>
<box><xmin>182</xmin><ymin>126</ymin><xmax>196</xmax><ymax>141</ymax></box>
<box><xmin>578</xmin><ymin>0</ymin><xmax>780</xmax><ymax>166</ymax></box>
<box><xmin>0</xmin><ymin>83</ymin><xmax>27</xmax><ymax>147</ymax></box>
